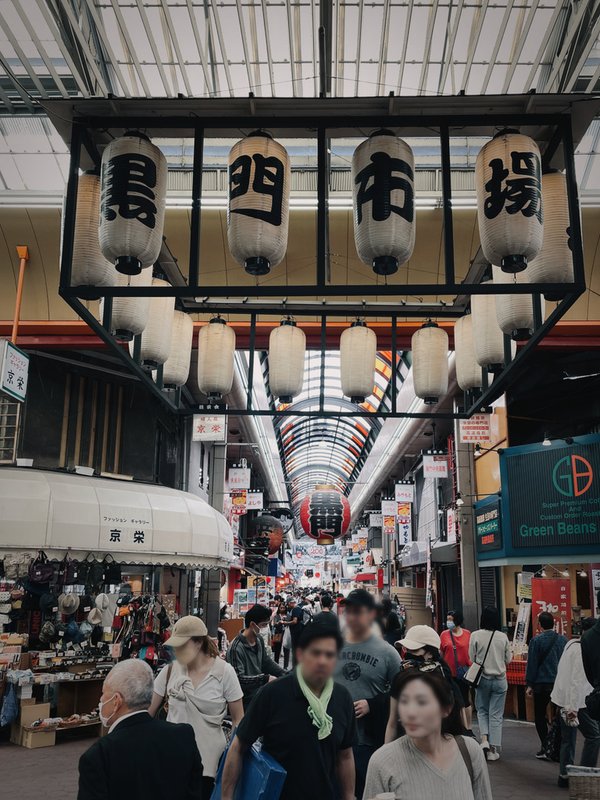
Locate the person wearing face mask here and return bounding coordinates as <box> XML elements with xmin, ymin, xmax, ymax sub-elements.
<box><xmin>385</xmin><ymin>625</ymin><xmax>464</xmax><ymax>744</ymax></box>
<box><xmin>226</xmin><ymin>603</ymin><xmax>285</xmax><ymax>709</ymax></box>
<box><xmin>79</xmin><ymin>659</ymin><xmax>203</xmax><ymax>800</ymax></box>
<box><xmin>149</xmin><ymin>615</ymin><xmax>243</xmax><ymax>798</ymax></box>
<box><xmin>440</xmin><ymin>611</ymin><xmax>473</xmax><ymax>729</ymax></box>
<box><xmin>364</xmin><ymin>671</ymin><xmax>492</xmax><ymax>800</ymax></box>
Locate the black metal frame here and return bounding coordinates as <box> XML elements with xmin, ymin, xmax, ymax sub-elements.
<box><xmin>57</xmin><ymin>101</ymin><xmax>586</xmax><ymax>422</ymax></box>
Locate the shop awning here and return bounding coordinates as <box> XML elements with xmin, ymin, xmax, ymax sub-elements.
<box><xmin>0</xmin><ymin>467</ymin><xmax>234</xmax><ymax>569</ymax></box>
<box><xmin>431</xmin><ymin>541</ymin><xmax>458</xmax><ymax>564</ymax></box>
<box><xmin>355</xmin><ymin>571</ymin><xmax>377</xmax><ymax>582</ymax></box>
<box><xmin>399</xmin><ymin>542</ymin><xmax>428</xmax><ymax>567</ymax></box>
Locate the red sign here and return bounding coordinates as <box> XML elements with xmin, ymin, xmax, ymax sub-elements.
<box><xmin>531</xmin><ymin>577</ymin><xmax>571</xmax><ymax>637</ymax></box>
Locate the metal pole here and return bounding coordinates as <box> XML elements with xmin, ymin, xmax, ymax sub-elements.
<box><xmin>317</xmin><ymin>128</ymin><xmax>329</xmax><ymax>287</ymax></box>
<box><xmin>391</xmin><ymin>315</ymin><xmax>398</xmax><ymax>413</ymax></box>
<box><xmin>59</xmin><ymin>122</ymin><xmax>82</xmax><ymax>291</ymax></box>
<box><xmin>319</xmin><ymin>314</ymin><xmax>326</xmax><ymax>413</ymax></box>
<box><xmin>562</xmin><ymin>117</ymin><xmax>586</xmax><ymax>292</ymax></box>
<box><xmin>11</xmin><ymin>246</ymin><xmax>29</xmax><ymax>344</ymax></box>
<box><xmin>247</xmin><ymin>312</ymin><xmax>257</xmax><ymax>411</ymax></box>
<box><xmin>440</xmin><ymin>124</ymin><xmax>456</xmax><ymax>286</ymax></box>
<box><xmin>189</xmin><ymin>126</ymin><xmax>204</xmax><ymax>289</ymax></box>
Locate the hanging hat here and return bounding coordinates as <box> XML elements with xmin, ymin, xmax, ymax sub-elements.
<box><xmin>87</xmin><ymin>608</ymin><xmax>103</xmax><ymax>626</ymax></box>
<box><xmin>79</xmin><ymin>621</ymin><xmax>93</xmax><ymax>638</ymax></box>
<box><xmin>39</xmin><ymin>592</ymin><xmax>58</xmax><ymax>616</ymax></box>
<box><xmin>64</xmin><ymin>619</ymin><xmax>79</xmax><ymax>642</ymax></box>
<box><xmin>58</xmin><ymin>593</ymin><xmax>80</xmax><ymax>616</ymax></box>
<box><xmin>95</xmin><ymin>593</ymin><xmax>110</xmax><ymax>611</ymax></box>
<box><xmin>39</xmin><ymin>621</ymin><xmax>58</xmax><ymax>644</ymax></box>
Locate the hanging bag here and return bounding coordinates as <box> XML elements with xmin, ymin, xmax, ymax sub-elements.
<box><xmin>59</xmin><ymin>554</ymin><xmax>83</xmax><ymax>585</ymax></box>
<box><xmin>103</xmin><ymin>554</ymin><xmax>121</xmax><ymax>585</ymax></box>
<box><xmin>84</xmin><ymin>554</ymin><xmax>105</xmax><ymax>589</ymax></box>
<box><xmin>464</xmin><ymin>631</ymin><xmax>496</xmax><ymax>688</ymax></box>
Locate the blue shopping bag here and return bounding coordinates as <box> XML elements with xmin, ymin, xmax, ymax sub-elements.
<box><xmin>211</xmin><ymin>735</ymin><xmax>287</xmax><ymax>800</ymax></box>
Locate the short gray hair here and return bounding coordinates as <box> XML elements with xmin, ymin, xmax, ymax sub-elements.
<box><xmin>105</xmin><ymin>659</ymin><xmax>154</xmax><ymax>711</ymax></box>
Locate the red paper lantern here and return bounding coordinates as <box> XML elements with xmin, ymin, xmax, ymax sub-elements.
<box><xmin>299</xmin><ymin>485</ymin><xmax>351</xmax><ymax>545</ymax></box>
<box><xmin>249</xmin><ymin>514</ymin><xmax>285</xmax><ymax>555</ymax></box>
<box><xmin>315</xmin><ymin>572</ymin><xmax>321</xmax><ymax>578</ymax></box>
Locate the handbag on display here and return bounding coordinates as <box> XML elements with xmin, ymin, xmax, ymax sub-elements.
<box><xmin>59</xmin><ymin>554</ymin><xmax>83</xmax><ymax>585</ymax></box>
<box><xmin>85</xmin><ymin>555</ymin><xmax>105</xmax><ymax>588</ymax></box>
<box><xmin>211</xmin><ymin>735</ymin><xmax>287</xmax><ymax>800</ymax></box>
<box><xmin>28</xmin><ymin>551</ymin><xmax>55</xmax><ymax>584</ymax></box>
<box><xmin>464</xmin><ymin>631</ymin><xmax>496</xmax><ymax>688</ymax></box>
<box><xmin>103</xmin><ymin>555</ymin><xmax>121</xmax><ymax>585</ymax></box>
<box><xmin>4</xmin><ymin>552</ymin><xmax>33</xmax><ymax>581</ymax></box>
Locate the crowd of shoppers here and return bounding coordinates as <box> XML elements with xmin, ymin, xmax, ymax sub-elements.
<box><xmin>77</xmin><ymin>590</ymin><xmax>600</xmax><ymax>800</ymax></box>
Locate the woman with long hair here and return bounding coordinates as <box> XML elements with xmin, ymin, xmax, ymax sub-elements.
<box><xmin>149</xmin><ymin>615</ymin><xmax>244</xmax><ymax>797</ymax></box>
<box><xmin>271</xmin><ymin>600</ymin><xmax>287</xmax><ymax>664</ymax></box>
<box><xmin>364</xmin><ymin>671</ymin><xmax>492</xmax><ymax>800</ymax></box>
<box><xmin>469</xmin><ymin>606</ymin><xmax>512</xmax><ymax>762</ymax></box>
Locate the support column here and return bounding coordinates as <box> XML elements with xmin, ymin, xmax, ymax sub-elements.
<box><xmin>454</xmin><ymin>427</ymin><xmax>481</xmax><ymax>630</ymax></box>
<box><xmin>204</xmin><ymin>443</ymin><xmax>228</xmax><ymax>636</ymax></box>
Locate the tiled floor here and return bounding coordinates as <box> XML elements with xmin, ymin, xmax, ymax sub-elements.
<box><xmin>0</xmin><ymin>718</ymin><xmax>576</xmax><ymax>799</ymax></box>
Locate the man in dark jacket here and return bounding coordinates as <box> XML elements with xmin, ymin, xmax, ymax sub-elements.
<box><xmin>582</xmin><ymin>592</ymin><xmax>600</xmax><ymax>690</ymax></box>
<box><xmin>526</xmin><ymin>611</ymin><xmax>568</xmax><ymax>757</ymax></box>
<box><xmin>78</xmin><ymin>659</ymin><xmax>203</xmax><ymax>800</ymax></box>
<box><xmin>226</xmin><ymin>603</ymin><xmax>284</xmax><ymax>708</ymax></box>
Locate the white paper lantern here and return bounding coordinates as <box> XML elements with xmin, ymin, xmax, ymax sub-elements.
<box><xmin>476</xmin><ymin>129</ymin><xmax>543</xmax><ymax>273</ymax></box>
<box><xmin>411</xmin><ymin>322</ymin><xmax>448</xmax><ymax>404</ymax></box>
<box><xmin>70</xmin><ymin>171</ymin><xmax>115</xmax><ymax>291</ymax></box>
<box><xmin>352</xmin><ymin>130</ymin><xmax>415</xmax><ymax>276</ymax></box>
<box><xmin>197</xmin><ymin>317</ymin><xmax>236</xmax><ymax>399</ymax></box>
<box><xmin>492</xmin><ymin>265</ymin><xmax>536</xmax><ymax>341</ymax></box>
<box><xmin>227</xmin><ymin>131</ymin><xmax>290</xmax><ymax>276</ymax></box>
<box><xmin>268</xmin><ymin>318</ymin><xmax>306</xmax><ymax>403</ymax></box>
<box><xmin>454</xmin><ymin>315</ymin><xmax>482</xmax><ymax>391</ymax></box>
<box><xmin>527</xmin><ymin>171</ymin><xmax>574</xmax><ymax>300</ymax></box>
<box><xmin>136</xmin><ymin>278</ymin><xmax>175</xmax><ymax>368</ymax></box>
<box><xmin>108</xmin><ymin>269</ymin><xmax>152</xmax><ymax>341</ymax></box>
<box><xmin>340</xmin><ymin>320</ymin><xmax>377</xmax><ymax>403</ymax></box>
<box><xmin>472</xmin><ymin>281</ymin><xmax>507</xmax><ymax>369</ymax></box>
<box><xmin>100</xmin><ymin>131</ymin><xmax>167</xmax><ymax>275</ymax></box>
<box><xmin>160</xmin><ymin>311</ymin><xmax>194</xmax><ymax>388</ymax></box>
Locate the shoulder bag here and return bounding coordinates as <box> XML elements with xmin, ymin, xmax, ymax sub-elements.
<box><xmin>455</xmin><ymin>735</ymin><xmax>475</xmax><ymax>790</ymax></box>
<box><xmin>450</xmin><ymin>631</ymin><xmax>469</xmax><ymax>680</ymax></box>
<box><xmin>157</xmin><ymin>663</ymin><xmax>174</xmax><ymax>721</ymax></box>
<box><xmin>464</xmin><ymin>631</ymin><xmax>496</xmax><ymax>688</ymax></box>
<box><xmin>28</xmin><ymin>551</ymin><xmax>55</xmax><ymax>584</ymax></box>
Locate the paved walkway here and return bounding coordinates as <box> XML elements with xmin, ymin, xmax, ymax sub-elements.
<box><xmin>1</xmin><ymin>719</ymin><xmax>574</xmax><ymax>799</ymax></box>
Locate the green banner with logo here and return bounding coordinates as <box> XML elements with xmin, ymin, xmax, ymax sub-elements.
<box><xmin>500</xmin><ymin>435</ymin><xmax>600</xmax><ymax>551</ymax></box>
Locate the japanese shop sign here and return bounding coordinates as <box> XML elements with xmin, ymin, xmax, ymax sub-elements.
<box><xmin>531</xmin><ymin>577</ymin><xmax>572</xmax><ymax>637</ymax></box>
<box><xmin>192</xmin><ymin>415</ymin><xmax>227</xmax><ymax>442</ymax></box>
<box><xmin>475</xmin><ymin>496</ymin><xmax>503</xmax><ymax>553</ymax></box>
<box><xmin>369</xmin><ymin>513</ymin><xmax>383</xmax><ymax>528</ymax></box>
<box><xmin>459</xmin><ymin>414</ymin><xmax>492</xmax><ymax>444</ymax></box>
<box><xmin>395</xmin><ymin>483</ymin><xmax>414</xmax><ymax>503</ymax></box>
<box><xmin>446</xmin><ymin>507</ymin><xmax>457</xmax><ymax>544</ymax></box>
<box><xmin>0</xmin><ymin>340</ymin><xmax>29</xmax><ymax>402</ymax></box>
<box><xmin>230</xmin><ymin>490</ymin><xmax>247</xmax><ymax>515</ymax></box>
<box><xmin>246</xmin><ymin>491</ymin><xmax>264</xmax><ymax>510</ymax></box>
<box><xmin>423</xmin><ymin>454</ymin><xmax>449</xmax><ymax>479</ymax></box>
<box><xmin>228</xmin><ymin>467</ymin><xmax>251</xmax><ymax>489</ymax></box>
<box><xmin>381</xmin><ymin>499</ymin><xmax>397</xmax><ymax>536</ymax></box>
<box><xmin>397</xmin><ymin>503</ymin><xmax>412</xmax><ymax>546</ymax></box>
<box><xmin>99</xmin><ymin>511</ymin><xmax>153</xmax><ymax>552</ymax></box>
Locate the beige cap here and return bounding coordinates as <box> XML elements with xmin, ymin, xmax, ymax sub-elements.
<box><xmin>398</xmin><ymin>624</ymin><xmax>441</xmax><ymax>651</ymax></box>
<box><xmin>88</xmin><ymin>608</ymin><xmax>103</xmax><ymax>626</ymax></box>
<box><xmin>166</xmin><ymin>615</ymin><xmax>208</xmax><ymax>648</ymax></box>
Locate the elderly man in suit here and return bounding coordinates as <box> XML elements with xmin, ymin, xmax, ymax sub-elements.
<box><xmin>78</xmin><ymin>659</ymin><xmax>203</xmax><ymax>800</ymax></box>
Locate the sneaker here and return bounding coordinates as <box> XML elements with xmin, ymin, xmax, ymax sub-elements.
<box><xmin>487</xmin><ymin>750</ymin><xmax>500</xmax><ymax>761</ymax></box>
<box><xmin>480</xmin><ymin>740</ymin><xmax>490</xmax><ymax>751</ymax></box>
<box><xmin>536</xmin><ymin>750</ymin><xmax>549</xmax><ymax>761</ymax></box>
<box><xmin>557</xmin><ymin>776</ymin><xmax>569</xmax><ymax>789</ymax></box>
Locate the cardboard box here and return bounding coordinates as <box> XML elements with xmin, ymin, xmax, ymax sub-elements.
<box><xmin>20</xmin><ymin>702</ymin><xmax>50</xmax><ymax>728</ymax></box>
<box><xmin>17</xmin><ymin>684</ymin><xmax>33</xmax><ymax>698</ymax></box>
<box><xmin>20</xmin><ymin>698</ymin><xmax>36</xmax><ymax>708</ymax></box>
<box><xmin>22</xmin><ymin>729</ymin><xmax>55</xmax><ymax>749</ymax></box>
<box><xmin>10</xmin><ymin>722</ymin><xmax>24</xmax><ymax>746</ymax></box>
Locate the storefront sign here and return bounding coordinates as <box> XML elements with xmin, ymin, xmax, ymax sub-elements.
<box><xmin>99</xmin><ymin>510</ymin><xmax>153</xmax><ymax>551</ymax></box>
<box><xmin>192</xmin><ymin>414</ymin><xmax>226</xmax><ymax>442</ymax></box>
<box><xmin>502</xmin><ymin>437</ymin><xmax>600</xmax><ymax>551</ymax></box>
<box><xmin>446</xmin><ymin>507</ymin><xmax>457</xmax><ymax>544</ymax></box>
<box><xmin>397</xmin><ymin>502</ymin><xmax>412</xmax><ymax>546</ymax></box>
<box><xmin>459</xmin><ymin>414</ymin><xmax>492</xmax><ymax>444</ymax></box>
<box><xmin>381</xmin><ymin>500</ymin><xmax>396</xmax><ymax>516</ymax></box>
<box><xmin>531</xmin><ymin>577</ymin><xmax>572</xmax><ymax>637</ymax></box>
<box><xmin>230</xmin><ymin>489</ymin><xmax>247</xmax><ymax>515</ymax></box>
<box><xmin>475</xmin><ymin>496</ymin><xmax>503</xmax><ymax>552</ymax></box>
<box><xmin>423</xmin><ymin>454</ymin><xmax>449</xmax><ymax>479</ymax></box>
<box><xmin>246</xmin><ymin>491</ymin><xmax>263</xmax><ymax>510</ymax></box>
<box><xmin>0</xmin><ymin>340</ymin><xmax>29</xmax><ymax>402</ymax></box>
<box><xmin>228</xmin><ymin>467</ymin><xmax>251</xmax><ymax>489</ymax></box>
<box><xmin>369</xmin><ymin>513</ymin><xmax>383</xmax><ymax>528</ymax></box>
<box><xmin>395</xmin><ymin>483</ymin><xmax>414</xmax><ymax>503</ymax></box>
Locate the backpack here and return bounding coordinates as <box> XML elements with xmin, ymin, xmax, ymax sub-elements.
<box><xmin>302</xmin><ymin>607</ymin><xmax>313</xmax><ymax>626</ymax></box>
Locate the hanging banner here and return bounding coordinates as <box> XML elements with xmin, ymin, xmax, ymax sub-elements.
<box><xmin>395</xmin><ymin>483</ymin><xmax>414</xmax><ymax>503</ymax></box>
<box><xmin>369</xmin><ymin>513</ymin><xmax>383</xmax><ymax>528</ymax></box>
<box><xmin>0</xmin><ymin>340</ymin><xmax>29</xmax><ymax>403</ymax></box>
<box><xmin>381</xmin><ymin>500</ymin><xmax>397</xmax><ymax>516</ymax></box>
<box><xmin>531</xmin><ymin>577</ymin><xmax>572</xmax><ymax>637</ymax></box>
<box><xmin>446</xmin><ymin>507</ymin><xmax>457</xmax><ymax>544</ymax></box>
<box><xmin>230</xmin><ymin>489</ymin><xmax>247</xmax><ymax>515</ymax></box>
<box><xmin>459</xmin><ymin>414</ymin><xmax>492</xmax><ymax>444</ymax></box>
<box><xmin>228</xmin><ymin>467</ymin><xmax>251</xmax><ymax>489</ymax></box>
<box><xmin>192</xmin><ymin>414</ymin><xmax>227</xmax><ymax>442</ymax></box>
<box><xmin>425</xmin><ymin>539</ymin><xmax>433</xmax><ymax>609</ymax></box>
<box><xmin>397</xmin><ymin>502</ymin><xmax>412</xmax><ymax>546</ymax></box>
<box><xmin>246</xmin><ymin>491</ymin><xmax>264</xmax><ymax>510</ymax></box>
<box><xmin>513</xmin><ymin>600</ymin><xmax>531</xmax><ymax>656</ymax></box>
<box><xmin>423</xmin><ymin>454</ymin><xmax>449</xmax><ymax>479</ymax></box>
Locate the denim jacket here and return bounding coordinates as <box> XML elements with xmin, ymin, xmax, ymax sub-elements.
<box><xmin>526</xmin><ymin>630</ymin><xmax>568</xmax><ymax>687</ymax></box>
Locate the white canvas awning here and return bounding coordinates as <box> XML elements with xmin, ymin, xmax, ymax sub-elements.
<box><xmin>0</xmin><ymin>468</ymin><xmax>234</xmax><ymax>569</ymax></box>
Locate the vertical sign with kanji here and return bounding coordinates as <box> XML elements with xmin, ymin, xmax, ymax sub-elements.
<box><xmin>0</xmin><ymin>340</ymin><xmax>29</xmax><ymax>402</ymax></box>
<box><xmin>531</xmin><ymin>577</ymin><xmax>572</xmax><ymax>637</ymax></box>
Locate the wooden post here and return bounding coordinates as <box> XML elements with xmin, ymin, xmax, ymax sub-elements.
<box><xmin>11</xmin><ymin>246</ymin><xmax>29</xmax><ymax>344</ymax></box>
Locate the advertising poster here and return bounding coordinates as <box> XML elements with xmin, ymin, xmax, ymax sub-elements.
<box><xmin>230</xmin><ymin>489</ymin><xmax>247</xmax><ymax>515</ymax></box>
<box><xmin>459</xmin><ymin>413</ymin><xmax>492</xmax><ymax>444</ymax></box>
<box><xmin>446</xmin><ymin>507</ymin><xmax>457</xmax><ymax>544</ymax></box>
<box><xmin>513</xmin><ymin>601</ymin><xmax>531</xmax><ymax>656</ymax></box>
<box><xmin>531</xmin><ymin>577</ymin><xmax>572</xmax><ymax>637</ymax></box>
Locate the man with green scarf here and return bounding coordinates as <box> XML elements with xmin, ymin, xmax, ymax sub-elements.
<box><xmin>222</xmin><ymin>621</ymin><xmax>356</xmax><ymax>800</ymax></box>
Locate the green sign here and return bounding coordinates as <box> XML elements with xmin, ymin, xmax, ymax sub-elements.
<box><xmin>501</xmin><ymin>436</ymin><xmax>600</xmax><ymax>550</ymax></box>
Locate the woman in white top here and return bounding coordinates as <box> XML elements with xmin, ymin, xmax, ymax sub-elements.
<box><xmin>468</xmin><ymin>606</ymin><xmax>512</xmax><ymax>762</ymax></box>
<box><xmin>149</xmin><ymin>615</ymin><xmax>244</xmax><ymax>797</ymax></box>
<box><xmin>364</xmin><ymin>669</ymin><xmax>492</xmax><ymax>800</ymax></box>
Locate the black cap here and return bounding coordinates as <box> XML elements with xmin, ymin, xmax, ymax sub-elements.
<box><xmin>341</xmin><ymin>589</ymin><xmax>376</xmax><ymax>609</ymax></box>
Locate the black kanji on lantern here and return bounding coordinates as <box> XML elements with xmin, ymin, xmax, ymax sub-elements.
<box><xmin>484</xmin><ymin>151</ymin><xmax>542</xmax><ymax>223</ymax></box>
<box><xmin>102</xmin><ymin>154</ymin><xmax>158</xmax><ymax>229</ymax></box>
<box><xmin>308</xmin><ymin>491</ymin><xmax>343</xmax><ymax>537</ymax></box>
<box><xmin>355</xmin><ymin>152</ymin><xmax>414</xmax><ymax>225</ymax></box>
<box><xmin>229</xmin><ymin>153</ymin><xmax>284</xmax><ymax>226</ymax></box>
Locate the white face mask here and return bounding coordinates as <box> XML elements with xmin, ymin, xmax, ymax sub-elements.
<box><xmin>99</xmin><ymin>693</ymin><xmax>117</xmax><ymax>727</ymax></box>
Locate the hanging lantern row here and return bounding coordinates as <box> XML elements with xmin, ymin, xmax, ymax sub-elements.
<box><xmin>454</xmin><ymin>315</ymin><xmax>481</xmax><ymax>392</ymax></box>
<box><xmin>411</xmin><ymin>321</ymin><xmax>449</xmax><ymax>404</ymax></box>
<box><xmin>197</xmin><ymin>316</ymin><xmax>236</xmax><ymax>400</ymax></box>
<box><xmin>268</xmin><ymin>318</ymin><xmax>306</xmax><ymax>403</ymax></box>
